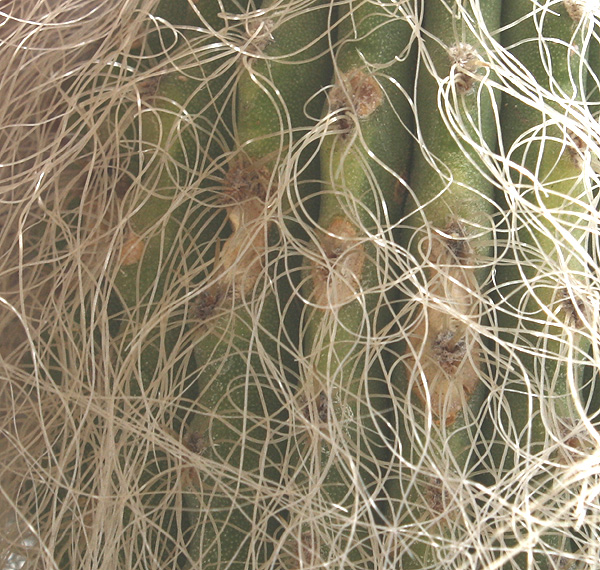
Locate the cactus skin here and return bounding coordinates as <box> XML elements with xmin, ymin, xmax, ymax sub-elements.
<box><xmin>281</xmin><ymin>0</ymin><xmax>416</xmax><ymax>566</ymax></box>
<box><xmin>30</xmin><ymin>6</ymin><xmax>244</xmax><ymax>568</ymax></box>
<box><xmin>236</xmin><ymin>0</ymin><xmax>332</xmax><ymax>160</ymax></box>
<box><xmin>112</xmin><ymin>13</ymin><xmax>240</xmax><ymax>393</ymax></box>
<box><xmin>385</xmin><ymin>0</ymin><xmax>501</xmax><ymax>567</ymax></box>
<box><xmin>180</xmin><ymin>156</ymin><xmax>301</xmax><ymax>570</ymax></box>
<box><xmin>144</xmin><ymin>0</ymin><xmax>194</xmax><ymax>57</ymax></box>
<box><xmin>235</xmin><ymin>0</ymin><xmax>333</xmax><ymax>236</ymax></box>
<box><xmin>483</xmin><ymin>0</ymin><xmax>594</xmax><ymax>567</ymax></box>
<box><xmin>496</xmin><ymin>0</ymin><xmax>591</xmax><ymax>492</ymax></box>
<box><xmin>105</xmin><ymin>5</ymin><xmax>246</xmax><ymax>570</ymax></box>
<box><xmin>19</xmin><ymin>1</ymin><xmax>600</xmax><ymax>569</ymax></box>
<box><xmin>183</xmin><ymin>275</ymin><xmax>297</xmax><ymax>569</ymax></box>
<box><xmin>181</xmin><ymin>0</ymin><xmax>331</xmax><ymax>567</ymax></box>
<box><xmin>144</xmin><ymin>0</ymin><xmax>234</xmax><ymax>58</ymax></box>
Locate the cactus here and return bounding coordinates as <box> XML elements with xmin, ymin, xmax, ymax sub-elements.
<box><xmin>2</xmin><ymin>1</ymin><xmax>600</xmax><ymax>570</ymax></box>
<box><xmin>479</xmin><ymin>1</ymin><xmax>596</xmax><ymax>566</ymax></box>
<box><xmin>180</xmin><ymin>0</ymin><xmax>331</xmax><ymax>566</ymax></box>
<box><xmin>385</xmin><ymin>0</ymin><xmax>501</xmax><ymax>567</ymax></box>
<box><xmin>279</xmin><ymin>0</ymin><xmax>416</xmax><ymax>566</ymax></box>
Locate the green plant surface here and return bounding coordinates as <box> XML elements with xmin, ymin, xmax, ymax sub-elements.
<box><xmin>279</xmin><ymin>0</ymin><xmax>417</xmax><ymax>565</ymax></box>
<box><xmin>182</xmin><ymin>271</ymin><xmax>298</xmax><ymax>569</ymax></box>
<box><xmin>383</xmin><ymin>0</ymin><xmax>502</xmax><ymax>567</ymax></box>
<box><xmin>587</xmin><ymin>22</ymin><xmax>600</xmax><ymax>118</ymax></box>
<box><xmin>496</xmin><ymin>0</ymin><xmax>593</xmax><ymax>494</ymax></box>
<box><xmin>143</xmin><ymin>0</ymin><xmax>195</xmax><ymax>57</ymax></box>
<box><xmin>181</xmin><ymin>160</ymin><xmax>301</xmax><ymax>570</ymax></box>
<box><xmin>95</xmin><ymin>5</ymin><xmax>245</xmax><ymax>569</ymax></box>
<box><xmin>481</xmin><ymin>0</ymin><xmax>597</xmax><ymax>566</ymax></box>
<box><xmin>235</xmin><ymin>0</ymin><xmax>333</xmax><ymax>238</ymax></box>
<box><xmin>235</xmin><ymin>0</ymin><xmax>332</xmax><ymax>161</ymax></box>
<box><xmin>180</xmin><ymin>0</ymin><xmax>332</xmax><ymax>566</ymax></box>
<box><xmin>3</xmin><ymin>3</ymin><xmax>239</xmax><ymax>566</ymax></box>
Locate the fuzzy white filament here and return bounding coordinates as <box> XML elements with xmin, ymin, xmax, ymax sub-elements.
<box><xmin>1</xmin><ymin>1</ymin><xmax>600</xmax><ymax>570</ymax></box>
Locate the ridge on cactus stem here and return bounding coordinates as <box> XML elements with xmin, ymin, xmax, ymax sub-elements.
<box><xmin>280</xmin><ymin>0</ymin><xmax>417</xmax><ymax>565</ymax></box>
<box><xmin>478</xmin><ymin>0</ymin><xmax>599</xmax><ymax>567</ymax></box>
<box><xmin>181</xmin><ymin>0</ymin><xmax>331</xmax><ymax>566</ymax></box>
<box><xmin>384</xmin><ymin>0</ymin><xmax>501</xmax><ymax>567</ymax></box>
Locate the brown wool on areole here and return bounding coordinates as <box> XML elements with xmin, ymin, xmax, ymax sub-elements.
<box><xmin>425</xmin><ymin>477</ymin><xmax>447</xmax><ymax>516</ymax></box>
<box><xmin>223</xmin><ymin>154</ymin><xmax>272</xmax><ymax>207</ymax></box>
<box><xmin>405</xmin><ymin>224</ymin><xmax>482</xmax><ymax>426</ymax></box>
<box><xmin>406</xmin><ymin>318</ymin><xmax>481</xmax><ymax>426</ymax></box>
<box><xmin>559</xmin><ymin>287</ymin><xmax>588</xmax><ymax>329</ymax></box>
<box><xmin>563</xmin><ymin>0</ymin><xmax>585</xmax><ymax>22</ymax></box>
<box><xmin>298</xmin><ymin>532</ymin><xmax>321</xmax><ymax>568</ymax></box>
<box><xmin>137</xmin><ymin>76</ymin><xmax>161</xmax><ymax>100</ymax></box>
<box><xmin>194</xmin><ymin>157</ymin><xmax>273</xmax><ymax>312</ymax></box>
<box><xmin>193</xmin><ymin>289</ymin><xmax>222</xmax><ymax>321</ymax></box>
<box><xmin>447</xmin><ymin>43</ymin><xmax>488</xmax><ymax>95</ymax></box>
<box><xmin>185</xmin><ymin>429</ymin><xmax>208</xmax><ymax>455</ymax></box>
<box><xmin>550</xmin><ymin>416</ymin><xmax>598</xmax><ymax>467</ymax></box>
<box><xmin>181</xmin><ymin>464</ymin><xmax>201</xmax><ymax>489</ymax></box>
<box><xmin>422</xmin><ymin>476</ymin><xmax>463</xmax><ymax>528</ymax></box>
<box><xmin>328</xmin><ymin>68</ymin><xmax>383</xmax><ymax>133</ymax></box>
<box><xmin>393</xmin><ymin>177</ymin><xmax>408</xmax><ymax>207</ymax></box>
<box><xmin>435</xmin><ymin>221</ymin><xmax>473</xmax><ymax>264</ymax></box>
<box><xmin>244</xmin><ymin>17</ymin><xmax>275</xmax><ymax>54</ymax></box>
<box><xmin>223</xmin><ymin>157</ymin><xmax>272</xmax><ymax>237</ymax></box>
<box><xmin>299</xmin><ymin>391</ymin><xmax>329</xmax><ymax>424</ymax></box>
<box><xmin>311</xmin><ymin>217</ymin><xmax>365</xmax><ymax>307</ymax></box>
<box><xmin>215</xmin><ymin>211</ymin><xmax>269</xmax><ymax>297</ymax></box>
<box><xmin>120</xmin><ymin>231</ymin><xmax>145</xmax><ymax>266</ymax></box>
<box><xmin>559</xmin><ymin>420</ymin><xmax>585</xmax><ymax>452</ymax></box>
<box><xmin>566</xmin><ymin>128</ymin><xmax>588</xmax><ymax>170</ymax></box>
<box><xmin>432</xmin><ymin>329</ymin><xmax>469</xmax><ymax>371</ymax></box>
<box><xmin>282</xmin><ymin>529</ymin><xmax>322</xmax><ymax>569</ymax></box>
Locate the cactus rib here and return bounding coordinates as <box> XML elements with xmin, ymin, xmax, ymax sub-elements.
<box><xmin>386</xmin><ymin>0</ymin><xmax>501</xmax><ymax>567</ymax></box>
<box><xmin>281</xmin><ymin>0</ymin><xmax>417</xmax><ymax>565</ymax></box>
